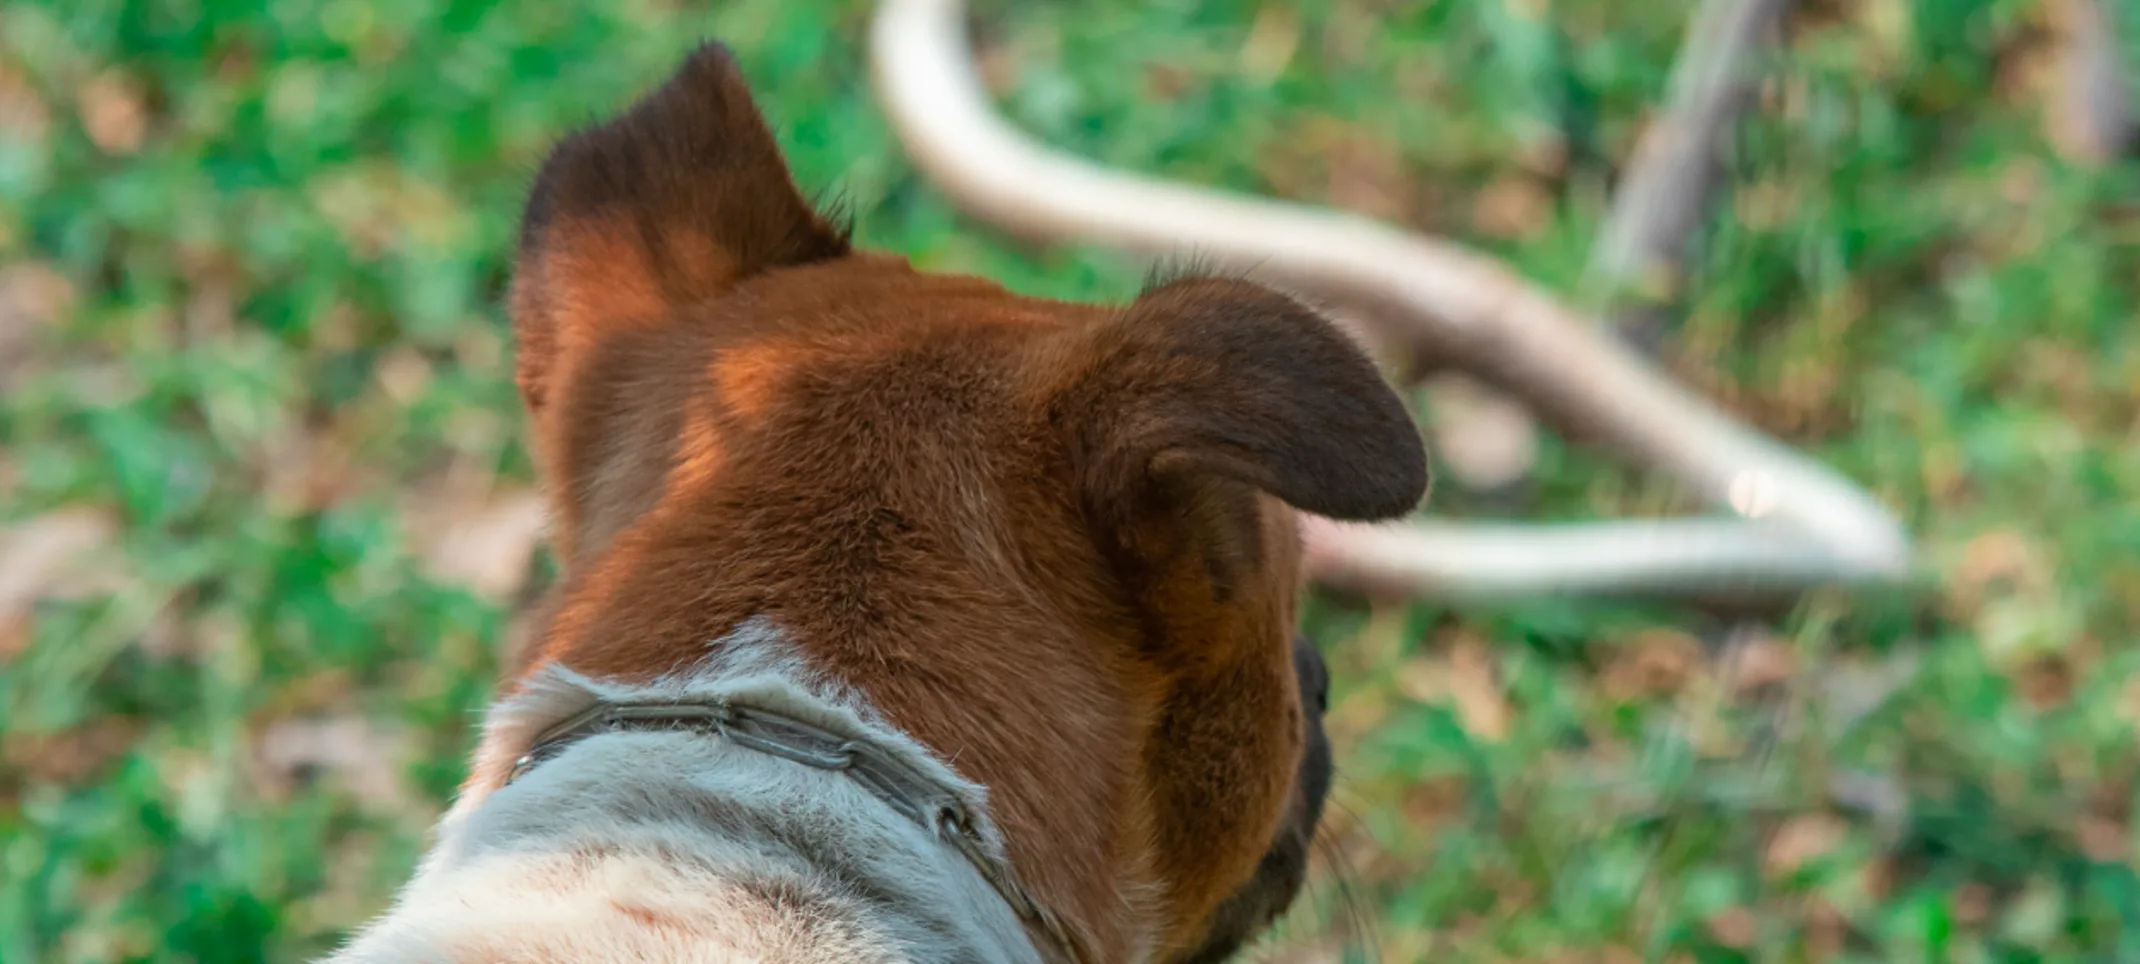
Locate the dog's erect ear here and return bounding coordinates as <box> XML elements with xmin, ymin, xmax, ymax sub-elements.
<box><xmin>509</xmin><ymin>43</ymin><xmax>849</xmax><ymax>421</ymax></box>
<box><xmin>1050</xmin><ymin>276</ymin><xmax>1429</xmax><ymax>529</ymax></box>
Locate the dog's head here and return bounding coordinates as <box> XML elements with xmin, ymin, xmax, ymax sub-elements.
<box><xmin>502</xmin><ymin>45</ymin><xmax>1426</xmax><ymax>961</ymax></box>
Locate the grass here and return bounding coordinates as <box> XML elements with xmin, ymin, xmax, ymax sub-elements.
<box><xmin>1</xmin><ymin>0</ymin><xmax>2136</xmax><ymax>961</ymax></box>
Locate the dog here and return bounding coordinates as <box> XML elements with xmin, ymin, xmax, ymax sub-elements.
<box><xmin>326</xmin><ymin>42</ymin><xmax>1427</xmax><ymax>964</ymax></box>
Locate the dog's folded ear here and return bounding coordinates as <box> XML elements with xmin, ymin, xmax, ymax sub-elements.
<box><xmin>1049</xmin><ymin>277</ymin><xmax>1429</xmax><ymax>527</ymax></box>
<box><xmin>509</xmin><ymin>43</ymin><xmax>849</xmax><ymax>421</ymax></box>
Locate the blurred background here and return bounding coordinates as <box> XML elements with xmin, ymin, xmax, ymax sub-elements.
<box><xmin>2</xmin><ymin>0</ymin><xmax>2137</xmax><ymax>961</ymax></box>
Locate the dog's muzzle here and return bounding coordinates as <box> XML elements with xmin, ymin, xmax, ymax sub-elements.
<box><xmin>504</xmin><ymin>697</ymin><xmax>1085</xmax><ymax>963</ymax></box>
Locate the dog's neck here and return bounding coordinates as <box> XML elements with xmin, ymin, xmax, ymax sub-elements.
<box><xmin>326</xmin><ymin>619</ymin><xmax>1048</xmax><ymax>964</ymax></box>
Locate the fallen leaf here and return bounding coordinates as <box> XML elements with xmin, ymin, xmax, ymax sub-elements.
<box><xmin>1952</xmin><ymin>528</ymin><xmax>2053</xmax><ymax>604</ymax></box>
<box><xmin>260</xmin><ymin>426</ymin><xmax>360</xmax><ymax>517</ymax></box>
<box><xmin>1706</xmin><ymin>907</ymin><xmax>1757</xmax><ymax>949</ymax></box>
<box><xmin>0</xmin><ymin>261</ymin><xmax>77</xmax><ymax>387</ymax></box>
<box><xmin>0</xmin><ymin>508</ymin><xmax>120</xmax><ymax>661</ymax></box>
<box><xmin>1999</xmin><ymin>159</ymin><xmax>2045</xmax><ymax>205</ymax></box>
<box><xmin>1766</xmin><ymin>812</ymin><xmax>1850</xmax><ymax>878</ymax></box>
<box><xmin>1735</xmin><ymin>179</ymin><xmax>1797</xmax><ymax>231</ymax></box>
<box><xmin>1324</xmin><ymin>130</ymin><xmax>1413</xmax><ymax>223</ymax></box>
<box><xmin>2076</xmin><ymin>814</ymin><xmax>2129</xmax><ymax>863</ymax></box>
<box><xmin>77</xmin><ymin>70</ymin><xmax>147</xmax><ymax>156</ymax></box>
<box><xmin>1600</xmin><ymin>629</ymin><xmax>1703</xmax><ymax>701</ymax></box>
<box><xmin>1143</xmin><ymin>63</ymin><xmax>1194</xmax><ymax>101</ymax></box>
<box><xmin>374</xmin><ymin>346</ymin><xmax>433</xmax><ymax>403</ymax></box>
<box><xmin>1</xmin><ymin>715</ymin><xmax>140</xmax><ymax>788</ymax></box>
<box><xmin>1445</xmin><ymin>635</ymin><xmax>1510</xmax><ymax>742</ymax></box>
<box><xmin>1802</xmin><ymin>897</ymin><xmax>1848</xmax><ymax>957</ymax></box>
<box><xmin>1471</xmin><ymin>175</ymin><xmax>1554</xmax><ymax>241</ymax></box>
<box><xmin>1238</xmin><ymin>6</ymin><xmax>1300</xmax><ymax>82</ymax></box>
<box><xmin>1721</xmin><ymin>628</ymin><xmax>1796</xmax><ymax>694</ymax></box>
<box><xmin>251</xmin><ymin>715</ymin><xmax>416</xmax><ymax>813</ymax></box>
<box><xmin>2015</xmin><ymin>654</ymin><xmax>2074</xmax><ymax>710</ymax></box>
<box><xmin>416</xmin><ymin>489</ymin><xmax>547</xmax><ymax>602</ymax></box>
<box><xmin>1953</xmin><ymin>881</ymin><xmax>1994</xmax><ymax>925</ymax></box>
<box><xmin>1421</xmin><ymin>374</ymin><xmax>1538</xmax><ymax>492</ymax></box>
<box><xmin>0</xmin><ymin>64</ymin><xmax>51</xmax><ymax>147</ymax></box>
<box><xmin>1325</xmin><ymin>684</ymin><xmax>1391</xmax><ymax>746</ymax></box>
<box><xmin>1398</xmin><ymin>775</ymin><xmax>1466</xmax><ymax>830</ymax></box>
<box><xmin>1394</xmin><ymin>655</ymin><xmax>1442</xmax><ymax>704</ymax></box>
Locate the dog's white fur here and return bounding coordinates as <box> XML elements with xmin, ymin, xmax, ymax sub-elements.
<box><xmin>325</xmin><ymin>618</ymin><xmax>1047</xmax><ymax>963</ymax></box>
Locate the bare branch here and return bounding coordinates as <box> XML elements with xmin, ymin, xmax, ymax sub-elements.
<box><xmin>2047</xmin><ymin>0</ymin><xmax>2134</xmax><ymax>165</ymax></box>
<box><xmin>1589</xmin><ymin>0</ymin><xmax>1792</xmax><ymax>348</ymax></box>
<box><xmin>869</xmin><ymin>0</ymin><xmax>1911</xmax><ymax>601</ymax></box>
<box><xmin>1298</xmin><ymin>515</ymin><xmax>1878</xmax><ymax>602</ymax></box>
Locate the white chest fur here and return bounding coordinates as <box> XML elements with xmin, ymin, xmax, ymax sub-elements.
<box><xmin>324</xmin><ymin>620</ymin><xmax>1045</xmax><ymax>964</ymax></box>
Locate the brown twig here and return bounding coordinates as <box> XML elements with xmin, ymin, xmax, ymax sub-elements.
<box><xmin>2047</xmin><ymin>0</ymin><xmax>2134</xmax><ymax>165</ymax></box>
<box><xmin>868</xmin><ymin>0</ymin><xmax>1911</xmax><ymax>602</ymax></box>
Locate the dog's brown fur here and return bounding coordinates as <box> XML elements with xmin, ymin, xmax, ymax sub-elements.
<box><xmin>499</xmin><ymin>45</ymin><xmax>1426</xmax><ymax>961</ymax></box>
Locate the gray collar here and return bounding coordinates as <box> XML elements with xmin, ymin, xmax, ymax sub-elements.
<box><xmin>504</xmin><ymin>697</ymin><xmax>1085</xmax><ymax>964</ymax></box>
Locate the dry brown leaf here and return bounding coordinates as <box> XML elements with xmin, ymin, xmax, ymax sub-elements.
<box><xmin>1860</xmin><ymin>860</ymin><xmax>1894</xmax><ymax>901</ymax></box>
<box><xmin>251</xmin><ymin>715</ymin><xmax>416</xmax><ymax>813</ymax></box>
<box><xmin>1471</xmin><ymin>175</ymin><xmax>1554</xmax><ymax>241</ymax></box>
<box><xmin>1601</xmin><ymin>628</ymin><xmax>1704</xmax><ymax>702</ymax></box>
<box><xmin>1421</xmin><ymin>374</ymin><xmax>1539</xmax><ymax>492</ymax></box>
<box><xmin>0</xmin><ymin>261</ymin><xmax>77</xmax><ymax>385</ymax></box>
<box><xmin>1142</xmin><ymin>63</ymin><xmax>1194</xmax><ymax>101</ymax></box>
<box><xmin>1324</xmin><ymin>131</ymin><xmax>1413</xmax><ymax>223</ymax></box>
<box><xmin>1325</xmin><ymin>685</ymin><xmax>1391</xmax><ymax>746</ymax></box>
<box><xmin>0</xmin><ymin>64</ymin><xmax>52</xmax><ymax>147</ymax></box>
<box><xmin>974</xmin><ymin>38</ymin><xmax>1017</xmax><ymax>96</ymax></box>
<box><xmin>1766</xmin><ymin>812</ymin><xmax>1850</xmax><ymax>877</ymax></box>
<box><xmin>1515</xmin><ymin>129</ymin><xmax>1569</xmax><ymax>178</ymax></box>
<box><xmin>416</xmin><ymin>488</ymin><xmax>547</xmax><ymax>602</ymax></box>
<box><xmin>260</xmin><ymin>426</ymin><xmax>358</xmax><ymax>517</ymax></box>
<box><xmin>2</xmin><ymin>715</ymin><xmax>140</xmax><ymax>787</ymax></box>
<box><xmin>1953</xmin><ymin>528</ymin><xmax>2054</xmax><ymax>603</ymax></box>
<box><xmin>1396</xmin><ymin>631</ymin><xmax>1514</xmax><ymax>742</ymax></box>
<box><xmin>2000</xmin><ymin>159</ymin><xmax>2045</xmax><ymax>205</ymax></box>
<box><xmin>1706</xmin><ymin>907</ymin><xmax>1757</xmax><ymax>949</ymax></box>
<box><xmin>1238</xmin><ymin>6</ymin><xmax>1300</xmax><ymax>82</ymax></box>
<box><xmin>1398</xmin><ymin>775</ymin><xmax>1466</xmax><ymax>831</ymax></box>
<box><xmin>1722</xmin><ymin>629</ymin><xmax>1797</xmax><ymax>694</ymax></box>
<box><xmin>1445</xmin><ymin>636</ymin><xmax>1511</xmax><ymax>742</ymax></box>
<box><xmin>77</xmin><ymin>70</ymin><xmax>147</xmax><ymax>156</ymax></box>
<box><xmin>2116</xmin><ymin>675</ymin><xmax>2140</xmax><ymax>730</ymax></box>
<box><xmin>0</xmin><ymin>508</ymin><xmax>120</xmax><ymax>660</ymax></box>
<box><xmin>135</xmin><ymin>598</ymin><xmax>192</xmax><ymax>661</ymax></box>
<box><xmin>1394</xmin><ymin>654</ymin><xmax>1441</xmax><ymax>703</ymax></box>
<box><xmin>1803</xmin><ymin>897</ymin><xmax>1848</xmax><ymax>957</ymax></box>
<box><xmin>1734</xmin><ymin>179</ymin><xmax>1797</xmax><ymax>231</ymax></box>
<box><xmin>1953</xmin><ymin>881</ymin><xmax>1995</xmax><ymax>925</ymax></box>
<box><xmin>2015</xmin><ymin>654</ymin><xmax>2075</xmax><ymax>711</ymax></box>
<box><xmin>374</xmin><ymin>346</ymin><xmax>433</xmax><ymax>403</ymax></box>
<box><xmin>2076</xmin><ymin>814</ymin><xmax>2129</xmax><ymax>863</ymax></box>
<box><xmin>181</xmin><ymin>269</ymin><xmax>237</xmax><ymax>344</ymax></box>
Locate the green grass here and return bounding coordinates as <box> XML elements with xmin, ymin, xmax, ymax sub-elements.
<box><xmin>2</xmin><ymin>0</ymin><xmax>2137</xmax><ymax>961</ymax></box>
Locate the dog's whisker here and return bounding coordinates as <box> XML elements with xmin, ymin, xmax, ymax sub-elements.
<box><xmin>1301</xmin><ymin>789</ymin><xmax>1386</xmax><ymax>964</ymax></box>
<box><xmin>1319</xmin><ymin>831</ymin><xmax>1384</xmax><ymax>964</ymax></box>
